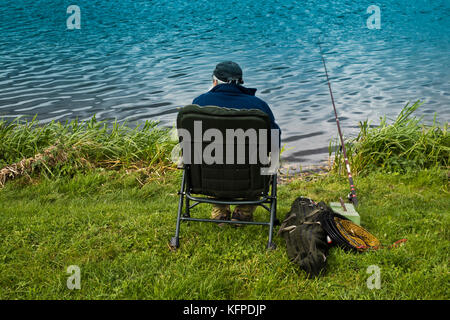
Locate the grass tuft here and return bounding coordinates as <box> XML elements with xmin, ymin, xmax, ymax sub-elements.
<box><xmin>330</xmin><ymin>100</ymin><xmax>449</xmax><ymax>174</ymax></box>
<box><xmin>0</xmin><ymin>116</ymin><xmax>177</xmax><ymax>184</ymax></box>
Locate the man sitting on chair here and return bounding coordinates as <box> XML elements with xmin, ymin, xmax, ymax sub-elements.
<box><xmin>192</xmin><ymin>61</ymin><xmax>281</xmax><ymax>225</ymax></box>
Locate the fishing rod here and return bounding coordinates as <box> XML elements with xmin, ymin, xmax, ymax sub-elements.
<box><xmin>318</xmin><ymin>42</ymin><xmax>358</xmax><ymax>207</ymax></box>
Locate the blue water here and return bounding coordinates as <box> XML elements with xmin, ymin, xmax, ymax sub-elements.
<box><xmin>1</xmin><ymin>0</ymin><xmax>449</xmax><ymax>164</ymax></box>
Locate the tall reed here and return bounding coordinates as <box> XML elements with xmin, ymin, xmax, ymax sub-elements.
<box><xmin>329</xmin><ymin>100</ymin><xmax>449</xmax><ymax>174</ymax></box>
<box><xmin>0</xmin><ymin>115</ymin><xmax>176</xmax><ymax>176</ymax></box>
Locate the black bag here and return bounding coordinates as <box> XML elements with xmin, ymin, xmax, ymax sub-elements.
<box><xmin>278</xmin><ymin>197</ymin><xmax>329</xmax><ymax>277</ymax></box>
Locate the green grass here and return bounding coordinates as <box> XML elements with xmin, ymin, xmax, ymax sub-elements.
<box><xmin>330</xmin><ymin>100</ymin><xmax>449</xmax><ymax>174</ymax></box>
<box><xmin>0</xmin><ymin>112</ymin><xmax>448</xmax><ymax>299</ymax></box>
<box><xmin>0</xmin><ymin>168</ymin><xmax>448</xmax><ymax>299</ymax></box>
<box><xmin>0</xmin><ymin>115</ymin><xmax>176</xmax><ymax>174</ymax></box>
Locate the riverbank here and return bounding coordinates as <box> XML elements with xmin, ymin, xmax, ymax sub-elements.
<box><xmin>0</xmin><ymin>167</ymin><xmax>448</xmax><ymax>299</ymax></box>
<box><xmin>0</xmin><ymin>104</ymin><xmax>449</xmax><ymax>299</ymax></box>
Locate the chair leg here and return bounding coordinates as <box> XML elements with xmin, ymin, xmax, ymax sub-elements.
<box><xmin>267</xmin><ymin>200</ymin><xmax>277</xmax><ymax>250</ymax></box>
<box><xmin>170</xmin><ymin>171</ymin><xmax>186</xmax><ymax>249</ymax></box>
<box><xmin>266</xmin><ymin>174</ymin><xmax>277</xmax><ymax>250</ymax></box>
<box><xmin>183</xmin><ymin>197</ymin><xmax>190</xmax><ymax>218</ymax></box>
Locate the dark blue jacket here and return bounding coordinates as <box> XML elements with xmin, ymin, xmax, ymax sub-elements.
<box><xmin>192</xmin><ymin>84</ymin><xmax>281</xmax><ymax>135</ymax></box>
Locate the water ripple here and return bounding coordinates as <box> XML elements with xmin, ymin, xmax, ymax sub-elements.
<box><xmin>0</xmin><ymin>0</ymin><xmax>449</xmax><ymax>164</ymax></box>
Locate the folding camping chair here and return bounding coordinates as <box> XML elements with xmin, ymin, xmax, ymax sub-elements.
<box><xmin>169</xmin><ymin>105</ymin><xmax>279</xmax><ymax>250</ymax></box>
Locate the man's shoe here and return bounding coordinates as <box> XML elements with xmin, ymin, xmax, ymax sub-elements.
<box><xmin>231</xmin><ymin>208</ymin><xmax>253</xmax><ymax>227</ymax></box>
<box><xmin>211</xmin><ymin>206</ymin><xmax>231</xmax><ymax>227</ymax></box>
